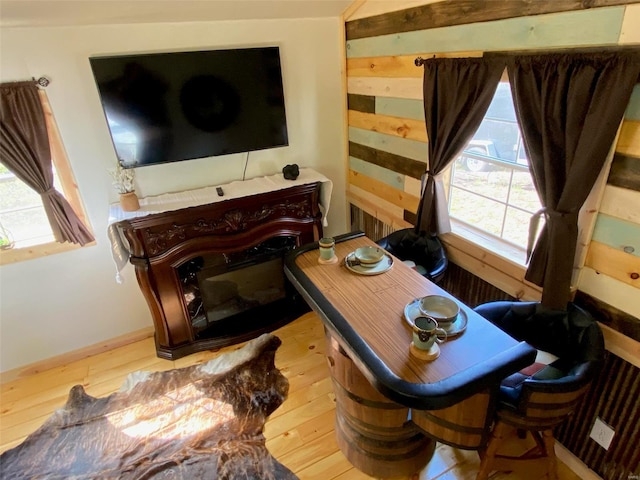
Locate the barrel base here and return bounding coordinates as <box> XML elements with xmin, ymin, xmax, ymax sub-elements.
<box><xmin>326</xmin><ymin>330</ymin><xmax>436</xmax><ymax>478</ymax></box>
<box><xmin>412</xmin><ymin>389</ymin><xmax>495</xmax><ymax>449</ymax></box>
<box><xmin>335</xmin><ymin>407</ymin><xmax>436</xmax><ymax>478</ymax></box>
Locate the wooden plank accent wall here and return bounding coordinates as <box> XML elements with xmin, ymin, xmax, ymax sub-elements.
<box><xmin>345</xmin><ymin>0</ymin><xmax>640</xmax><ymax>333</ymax></box>
<box><xmin>583</xmin><ymin>87</ymin><xmax>640</xmax><ymax>321</ymax></box>
<box><xmin>344</xmin><ymin>2</ymin><xmax>640</xmax><ymax>477</ymax></box>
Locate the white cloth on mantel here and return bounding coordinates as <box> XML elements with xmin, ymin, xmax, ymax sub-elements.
<box><xmin>107</xmin><ymin>168</ymin><xmax>333</xmax><ymax>282</ymax></box>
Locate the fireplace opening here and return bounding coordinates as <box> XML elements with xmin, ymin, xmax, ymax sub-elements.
<box><xmin>178</xmin><ymin>236</ymin><xmax>309</xmax><ymax>343</ymax></box>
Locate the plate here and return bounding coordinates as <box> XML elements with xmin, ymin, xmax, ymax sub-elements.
<box><xmin>344</xmin><ymin>251</ymin><xmax>393</xmax><ymax>275</ymax></box>
<box><xmin>403</xmin><ymin>299</ymin><xmax>468</xmax><ymax>338</ymax></box>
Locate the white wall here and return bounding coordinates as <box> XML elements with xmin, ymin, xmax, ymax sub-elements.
<box><xmin>0</xmin><ymin>18</ymin><xmax>348</xmax><ymax>372</ymax></box>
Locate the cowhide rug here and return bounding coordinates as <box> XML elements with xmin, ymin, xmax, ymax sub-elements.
<box><xmin>0</xmin><ymin>334</ymin><xmax>298</xmax><ymax>480</ymax></box>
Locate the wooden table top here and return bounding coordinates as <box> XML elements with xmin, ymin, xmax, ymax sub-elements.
<box><xmin>284</xmin><ymin>232</ymin><xmax>536</xmax><ymax>409</ymax></box>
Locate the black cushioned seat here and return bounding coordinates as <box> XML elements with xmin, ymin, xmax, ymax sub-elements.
<box><xmin>473</xmin><ymin>301</ymin><xmax>604</xmax><ymax>480</ymax></box>
<box><xmin>376</xmin><ymin>228</ymin><xmax>447</xmax><ymax>283</ymax></box>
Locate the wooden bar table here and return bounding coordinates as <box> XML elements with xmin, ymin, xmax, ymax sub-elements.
<box><xmin>284</xmin><ymin>232</ymin><xmax>536</xmax><ymax>478</ymax></box>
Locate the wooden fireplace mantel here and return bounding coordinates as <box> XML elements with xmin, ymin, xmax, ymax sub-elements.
<box><xmin>112</xmin><ymin>180</ymin><xmax>324</xmax><ymax>359</ymax></box>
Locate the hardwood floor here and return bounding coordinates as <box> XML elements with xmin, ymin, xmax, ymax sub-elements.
<box><xmin>0</xmin><ymin>312</ymin><xmax>581</xmax><ymax>480</ymax></box>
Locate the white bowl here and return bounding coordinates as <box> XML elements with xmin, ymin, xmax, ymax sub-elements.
<box><xmin>354</xmin><ymin>246</ymin><xmax>385</xmax><ymax>266</ymax></box>
<box><xmin>418</xmin><ymin>295</ymin><xmax>459</xmax><ymax>324</ymax></box>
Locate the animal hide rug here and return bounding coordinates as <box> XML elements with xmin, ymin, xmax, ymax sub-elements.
<box><xmin>0</xmin><ymin>333</ymin><xmax>298</xmax><ymax>480</ymax></box>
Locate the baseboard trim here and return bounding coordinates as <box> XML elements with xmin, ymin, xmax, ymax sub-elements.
<box><xmin>0</xmin><ymin>326</ymin><xmax>155</xmax><ymax>384</ymax></box>
<box><xmin>556</xmin><ymin>442</ymin><xmax>603</xmax><ymax>480</ymax></box>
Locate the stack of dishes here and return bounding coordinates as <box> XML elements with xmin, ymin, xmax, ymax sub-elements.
<box><xmin>403</xmin><ymin>295</ymin><xmax>468</xmax><ymax>337</ymax></box>
<box><xmin>344</xmin><ymin>246</ymin><xmax>393</xmax><ymax>275</ymax></box>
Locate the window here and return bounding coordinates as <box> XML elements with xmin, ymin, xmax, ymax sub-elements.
<box><xmin>445</xmin><ymin>82</ymin><xmax>542</xmax><ymax>264</ymax></box>
<box><xmin>0</xmin><ymin>164</ymin><xmax>62</xmax><ymax>248</ymax></box>
<box><xmin>0</xmin><ymin>89</ymin><xmax>93</xmax><ymax>264</ymax></box>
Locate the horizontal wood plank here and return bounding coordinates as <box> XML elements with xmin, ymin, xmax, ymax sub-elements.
<box><xmin>578</xmin><ymin>267</ymin><xmax>640</xmax><ymax>319</ymax></box>
<box><xmin>349</xmin><ymin>126</ymin><xmax>428</xmax><ymax>161</ymax></box>
<box><xmin>585</xmin><ymin>240</ymin><xmax>640</xmax><ymax>288</ymax></box>
<box><xmin>347</xmin><ymin>93</ymin><xmax>375</xmax><ymax>113</ymax></box>
<box><xmin>349</xmin><ymin>169</ymin><xmax>420</xmax><ymax>212</ymax></box>
<box><xmin>346</xmin><ymin>8</ymin><xmax>625</xmax><ymax>58</ymax></box>
<box><xmin>375</xmin><ymin>96</ymin><xmax>424</xmax><ymax>121</ymax></box>
<box><xmin>349</xmin><ymin>156</ymin><xmax>405</xmax><ymax>189</ymax></box>
<box><xmin>599</xmin><ymin>184</ymin><xmax>640</xmax><ymax>223</ymax></box>
<box><xmin>347</xmin><ymin>187</ymin><xmax>412</xmax><ymax>230</ymax></box>
<box><xmin>347</xmin><ymin>52</ymin><xmax>482</xmax><ymax>78</ymax></box>
<box><xmin>574</xmin><ymin>290</ymin><xmax>640</xmax><ymax>342</ymax></box>
<box><xmin>349</xmin><ymin>141</ymin><xmax>426</xmax><ymax>179</ymax></box>
<box><xmin>607</xmin><ymin>152</ymin><xmax>640</xmax><ymax>191</ymax></box>
<box><xmin>348</xmin><ymin>110</ymin><xmax>428</xmax><ymax>142</ymax></box>
<box><xmin>404</xmin><ymin>175</ymin><xmax>422</xmax><ymax>198</ymax></box>
<box><xmin>598</xmin><ymin>323</ymin><xmax>640</xmax><ymax>369</ymax></box>
<box><xmin>348</xmin><ymin>76</ymin><xmax>423</xmax><ymax>99</ymax></box>
<box><xmin>345</xmin><ymin>0</ymin><xmax>635</xmax><ymax>40</ymax></box>
<box><xmin>347</xmin><ymin>55</ymin><xmax>423</xmax><ymax>78</ymax></box>
<box><xmin>591</xmin><ymin>213</ymin><xmax>640</xmax><ymax>257</ymax></box>
<box><xmin>615</xmin><ymin>118</ymin><xmax>640</xmax><ymax>157</ymax></box>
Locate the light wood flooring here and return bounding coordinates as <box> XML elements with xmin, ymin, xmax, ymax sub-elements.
<box><xmin>0</xmin><ymin>312</ymin><xmax>582</xmax><ymax>480</ymax></box>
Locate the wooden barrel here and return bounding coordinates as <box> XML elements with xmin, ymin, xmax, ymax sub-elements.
<box><xmin>325</xmin><ymin>332</ymin><xmax>435</xmax><ymax>478</ymax></box>
<box><xmin>411</xmin><ymin>388</ymin><xmax>494</xmax><ymax>449</ymax></box>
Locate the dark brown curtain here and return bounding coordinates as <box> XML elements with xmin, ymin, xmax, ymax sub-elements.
<box><xmin>0</xmin><ymin>81</ymin><xmax>94</xmax><ymax>245</ymax></box>
<box><xmin>415</xmin><ymin>57</ymin><xmax>504</xmax><ymax>234</ymax></box>
<box><xmin>508</xmin><ymin>52</ymin><xmax>640</xmax><ymax>310</ymax></box>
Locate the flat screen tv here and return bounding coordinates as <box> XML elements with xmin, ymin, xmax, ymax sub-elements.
<box><xmin>89</xmin><ymin>46</ymin><xmax>288</xmax><ymax>168</ymax></box>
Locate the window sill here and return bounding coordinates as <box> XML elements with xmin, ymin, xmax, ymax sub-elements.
<box><xmin>0</xmin><ymin>240</ymin><xmax>96</xmax><ymax>266</ymax></box>
<box><xmin>451</xmin><ymin>221</ymin><xmax>528</xmax><ymax>266</ymax></box>
<box><xmin>440</xmin><ymin>220</ymin><xmax>542</xmax><ymax>301</ymax></box>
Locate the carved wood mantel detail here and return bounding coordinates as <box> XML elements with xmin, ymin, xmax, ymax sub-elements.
<box><xmin>115</xmin><ymin>182</ymin><xmax>323</xmax><ymax>360</ymax></box>
<box><xmin>141</xmin><ymin>199</ymin><xmax>312</xmax><ymax>256</ymax></box>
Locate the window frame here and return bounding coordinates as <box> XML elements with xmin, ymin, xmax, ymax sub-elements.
<box><xmin>0</xmin><ymin>89</ymin><xmax>94</xmax><ymax>266</ymax></box>
<box><xmin>446</xmin><ymin>148</ymin><xmax>540</xmax><ymax>254</ymax></box>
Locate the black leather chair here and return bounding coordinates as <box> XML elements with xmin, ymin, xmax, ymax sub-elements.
<box><xmin>376</xmin><ymin>228</ymin><xmax>447</xmax><ymax>283</ymax></box>
<box><xmin>473</xmin><ymin>301</ymin><xmax>604</xmax><ymax>480</ymax></box>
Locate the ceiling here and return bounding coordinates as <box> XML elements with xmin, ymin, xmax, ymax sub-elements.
<box><xmin>0</xmin><ymin>0</ymin><xmax>355</xmax><ymax>28</ymax></box>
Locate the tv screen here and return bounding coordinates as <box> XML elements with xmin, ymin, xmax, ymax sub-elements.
<box><xmin>89</xmin><ymin>47</ymin><xmax>288</xmax><ymax>168</ymax></box>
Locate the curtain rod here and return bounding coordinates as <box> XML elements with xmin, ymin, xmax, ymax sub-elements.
<box><xmin>415</xmin><ymin>46</ymin><xmax>640</xmax><ymax>66</ymax></box>
<box><xmin>0</xmin><ymin>77</ymin><xmax>50</xmax><ymax>88</ymax></box>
